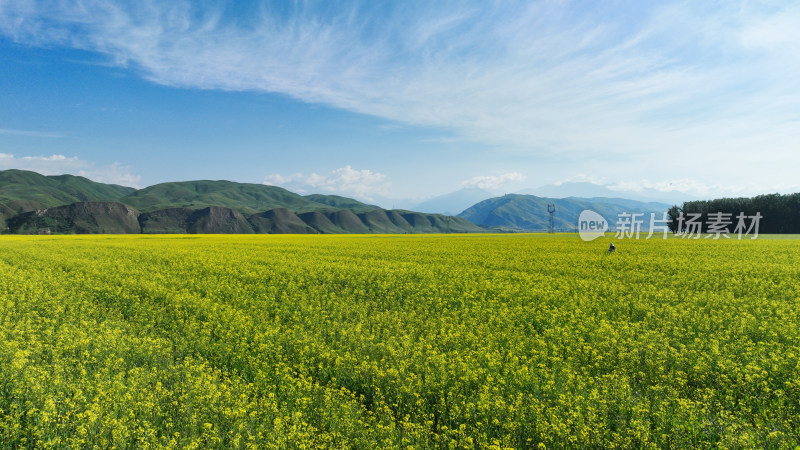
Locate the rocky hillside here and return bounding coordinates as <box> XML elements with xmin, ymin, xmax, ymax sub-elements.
<box><xmin>7</xmin><ymin>202</ymin><xmax>482</xmax><ymax>234</ymax></box>
<box><xmin>7</xmin><ymin>202</ymin><xmax>141</xmax><ymax>234</ymax></box>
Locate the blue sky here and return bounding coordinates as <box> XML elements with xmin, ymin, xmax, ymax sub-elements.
<box><xmin>1</xmin><ymin>0</ymin><xmax>799</xmax><ymax>205</ymax></box>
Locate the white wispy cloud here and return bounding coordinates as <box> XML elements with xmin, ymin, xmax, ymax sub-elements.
<box><xmin>0</xmin><ymin>128</ymin><xmax>65</xmax><ymax>138</ymax></box>
<box><xmin>0</xmin><ymin>152</ymin><xmax>141</xmax><ymax>187</ymax></box>
<box><xmin>461</xmin><ymin>172</ymin><xmax>525</xmax><ymax>191</ymax></box>
<box><xmin>608</xmin><ymin>179</ymin><xmax>713</xmax><ymax>195</ymax></box>
<box><xmin>78</xmin><ymin>162</ymin><xmax>142</xmax><ymax>188</ymax></box>
<box><xmin>554</xmin><ymin>174</ymin><xmax>606</xmax><ymax>186</ymax></box>
<box><xmin>1</xmin><ymin>0</ymin><xmax>799</xmax><ymax>179</ymax></box>
<box><xmin>264</xmin><ymin>166</ymin><xmax>389</xmax><ymax>200</ymax></box>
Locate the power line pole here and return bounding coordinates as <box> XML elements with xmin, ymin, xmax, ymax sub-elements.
<box><xmin>547</xmin><ymin>204</ymin><xmax>556</xmax><ymax>233</ymax></box>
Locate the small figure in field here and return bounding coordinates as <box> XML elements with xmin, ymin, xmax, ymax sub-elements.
<box><xmin>609</xmin><ymin>242</ymin><xmax>616</xmax><ymax>252</ymax></box>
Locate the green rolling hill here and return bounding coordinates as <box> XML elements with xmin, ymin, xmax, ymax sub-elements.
<box><xmin>120</xmin><ymin>180</ymin><xmax>329</xmax><ymax>214</ymax></box>
<box><xmin>0</xmin><ymin>169</ymin><xmax>135</xmax><ymax>213</ymax></box>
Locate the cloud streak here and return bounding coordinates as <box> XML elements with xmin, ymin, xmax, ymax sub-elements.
<box><xmin>0</xmin><ymin>128</ymin><xmax>66</xmax><ymax>138</ymax></box>
<box><xmin>2</xmin><ymin>0</ymin><xmax>799</xmax><ymax>180</ymax></box>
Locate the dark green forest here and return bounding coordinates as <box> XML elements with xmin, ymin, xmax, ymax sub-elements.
<box><xmin>668</xmin><ymin>193</ymin><xmax>800</xmax><ymax>234</ymax></box>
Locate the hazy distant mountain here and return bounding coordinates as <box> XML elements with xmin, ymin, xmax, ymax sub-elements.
<box><xmin>459</xmin><ymin>194</ymin><xmax>670</xmax><ymax>231</ymax></box>
<box><xmin>364</xmin><ymin>194</ymin><xmax>421</xmax><ymax>211</ymax></box>
<box><xmin>520</xmin><ymin>182</ymin><xmax>693</xmax><ymax>205</ymax></box>
<box><xmin>412</xmin><ymin>187</ymin><xmax>495</xmax><ymax>215</ymax></box>
<box><xmin>0</xmin><ymin>169</ymin><xmax>482</xmax><ymax>235</ymax></box>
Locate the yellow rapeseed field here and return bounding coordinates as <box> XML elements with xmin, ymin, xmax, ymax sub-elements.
<box><xmin>0</xmin><ymin>234</ymin><xmax>799</xmax><ymax>448</ymax></box>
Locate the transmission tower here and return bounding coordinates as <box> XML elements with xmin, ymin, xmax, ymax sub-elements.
<box><xmin>547</xmin><ymin>204</ymin><xmax>556</xmax><ymax>233</ymax></box>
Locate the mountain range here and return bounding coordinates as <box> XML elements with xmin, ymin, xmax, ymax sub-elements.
<box><xmin>405</xmin><ymin>182</ymin><xmax>684</xmax><ymax>217</ymax></box>
<box><xmin>0</xmin><ymin>170</ymin><xmax>481</xmax><ymax>234</ymax></box>
<box><xmin>458</xmin><ymin>194</ymin><xmax>670</xmax><ymax>232</ymax></box>
<box><xmin>0</xmin><ymin>169</ymin><xmax>672</xmax><ymax>234</ymax></box>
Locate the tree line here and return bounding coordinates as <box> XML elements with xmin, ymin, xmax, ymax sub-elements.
<box><xmin>667</xmin><ymin>193</ymin><xmax>800</xmax><ymax>234</ymax></box>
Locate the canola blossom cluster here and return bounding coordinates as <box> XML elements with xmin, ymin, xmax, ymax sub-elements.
<box><xmin>0</xmin><ymin>234</ymin><xmax>799</xmax><ymax>448</ymax></box>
